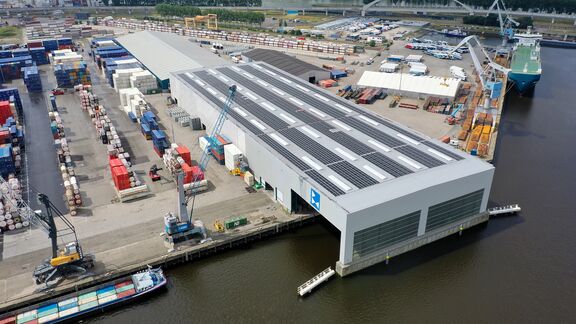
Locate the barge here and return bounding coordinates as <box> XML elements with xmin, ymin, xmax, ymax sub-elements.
<box><xmin>0</xmin><ymin>267</ymin><xmax>167</xmax><ymax>324</ymax></box>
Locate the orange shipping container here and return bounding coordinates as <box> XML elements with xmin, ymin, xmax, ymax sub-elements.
<box><xmin>482</xmin><ymin>125</ymin><xmax>491</xmax><ymax>134</ymax></box>
<box><xmin>480</xmin><ymin>133</ymin><xmax>490</xmax><ymax>144</ymax></box>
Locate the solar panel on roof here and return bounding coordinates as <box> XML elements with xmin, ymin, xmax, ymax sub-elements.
<box><xmin>395</xmin><ymin>145</ymin><xmax>445</xmax><ymax>168</ymax></box>
<box><xmin>280</xmin><ymin>128</ymin><xmax>342</xmax><ymax>165</ymax></box>
<box><xmin>309</xmin><ymin>122</ymin><xmax>375</xmax><ymax>156</ymax></box>
<box><xmin>259</xmin><ymin>135</ymin><xmax>311</xmax><ymax>171</ymax></box>
<box><xmin>328</xmin><ymin>161</ymin><xmax>380</xmax><ymax>189</ymax></box>
<box><xmin>423</xmin><ymin>141</ymin><xmax>464</xmax><ymax>161</ymax></box>
<box><xmin>179</xmin><ymin>73</ymin><xmax>264</xmax><ymax>135</ymax></box>
<box><xmin>194</xmin><ymin>71</ymin><xmax>289</xmax><ymax>131</ymax></box>
<box><xmin>240</xmin><ymin>65</ymin><xmax>347</xmax><ymax>119</ymax></box>
<box><xmin>341</xmin><ymin>116</ymin><xmax>404</xmax><ymax>148</ymax></box>
<box><xmin>305</xmin><ymin>170</ymin><xmax>346</xmax><ymax>196</ymax></box>
<box><xmin>363</xmin><ymin>152</ymin><xmax>414</xmax><ymax>178</ymax></box>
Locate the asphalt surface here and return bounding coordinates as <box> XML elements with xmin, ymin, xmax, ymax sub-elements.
<box><xmin>20</xmin><ymin>67</ymin><xmax>67</xmax><ymax>212</ymax></box>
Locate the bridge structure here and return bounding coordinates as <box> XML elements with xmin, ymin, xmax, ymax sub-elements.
<box><xmin>1</xmin><ymin>4</ymin><xmax>575</xmax><ymax>21</ymax></box>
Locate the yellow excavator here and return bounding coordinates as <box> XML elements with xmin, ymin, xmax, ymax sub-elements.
<box><xmin>32</xmin><ymin>193</ymin><xmax>94</xmax><ymax>286</ymax></box>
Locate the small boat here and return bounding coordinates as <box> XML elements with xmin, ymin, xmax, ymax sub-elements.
<box><xmin>442</xmin><ymin>28</ymin><xmax>467</xmax><ymax>38</ymax></box>
<box><xmin>1</xmin><ymin>266</ymin><xmax>167</xmax><ymax>324</ymax></box>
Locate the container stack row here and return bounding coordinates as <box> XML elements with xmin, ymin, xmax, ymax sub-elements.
<box><xmin>105</xmin><ymin>18</ymin><xmax>356</xmax><ymax>55</ymax></box>
<box><xmin>208</xmin><ymin>135</ymin><xmax>230</xmax><ymax>165</ymax></box>
<box><xmin>129</xmin><ymin>70</ymin><xmax>157</xmax><ymax>94</ymax></box>
<box><xmin>22</xmin><ymin>66</ymin><xmax>43</xmax><ymax>92</ymax></box>
<box><xmin>77</xmin><ymin>89</ymin><xmax>144</xmax><ymax>193</ymax></box>
<box><xmin>0</xmin><ymin>177</ymin><xmax>30</xmax><ymax>234</ymax></box>
<box><xmin>162</xmin><ymin>143</ymin><xmax>205</xmax><ymax>185</ymax></box>
<box><xmin>0</xmin><ymin>56</ymin><xmax>33</xmax><ymax>83</ymax></box>
<box><xmin>0</xmin><ymin>89</ymin><xmax>22</xmax><ymax>117</ymax></box>
<box><xmin>119</xmin><ymin>87</ymin><xmax>147</xmax><ymax>119</ymax></box>
<box><xmin>54</xmin><ymin>61</ymin><xmax>91</xmax><ymax>88</ymax></box>
<box><xmin>49</xmin><ymin>111</ymin><xmax>82</xmax><ymax>215</ymax></box>
<box><xmin>102</xmin><ymin>57</ymin><xmax>139</xmax><ymax>86</ymax></box>
<box><xmin>112</xmin><ymin>68</ymin><xmax>144</xmax><ymax>92</ymax></box>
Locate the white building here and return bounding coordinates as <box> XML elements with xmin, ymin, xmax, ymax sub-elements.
<box><xmin>170</xmin><ymin>63</ymin><xmax>494</xmax><ymax>276</ymax></box>
<box><xmin>358</xmin><ymin>71</ymin><xmax>460</xmax><ymax>99</ymax></box>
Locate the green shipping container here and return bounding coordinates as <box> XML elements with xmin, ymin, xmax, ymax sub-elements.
<box><xmin>224</xmin><ymin>217</ymin><xmax>247</xmax><ymax>230</ymax></box>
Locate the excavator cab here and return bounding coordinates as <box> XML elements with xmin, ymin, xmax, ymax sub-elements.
<box><xmin>50</xmin><ymin>242</ymin><xmax>82</xmax><ymax>267</ymax></box>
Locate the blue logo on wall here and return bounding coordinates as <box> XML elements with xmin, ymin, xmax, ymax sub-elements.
<box><xmin>310</xmin><ymin>188</ymin><xmax>321</xmax><ymax>211</ymax></box>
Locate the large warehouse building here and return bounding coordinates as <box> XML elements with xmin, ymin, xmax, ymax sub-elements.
<box><xmin>241</xmin><ymin>48</ymin><xmax>331</xmax><ymax>84</ymax></box>
<box><xmin>170</xmin><ymin>63</ymin><xmax>494</xmax><ymax>276</ymax></box>
<box><xmin>115</xmin><ymin>31</ymin><xmax>227</xmax><ymax>89</ymax></box>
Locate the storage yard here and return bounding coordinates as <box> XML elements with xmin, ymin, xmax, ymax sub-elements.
<box><xmin>0</xmin><ymin>15</ymin><xmax>511</xmax><ymax>315</ymax></box>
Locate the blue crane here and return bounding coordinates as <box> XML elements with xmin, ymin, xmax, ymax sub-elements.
<box><xmin>164</xmin><ymin>85</ymin><xmax>237</xmax><ymax>242</ymax></box>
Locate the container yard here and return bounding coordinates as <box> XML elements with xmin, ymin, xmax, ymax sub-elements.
<box><xmin>0</xmin><ymin>14</ymin><xmax>515</xmax><ymax>318</ymax></box>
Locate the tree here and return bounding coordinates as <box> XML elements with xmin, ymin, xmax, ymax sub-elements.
<box><xmin>369</xmin><ymin>40</ymin><xmax>376</xmax><ymax>47</ymax></box>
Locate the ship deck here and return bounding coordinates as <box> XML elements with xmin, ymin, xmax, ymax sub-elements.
<box><xmin>510</xmin><ymin>46</ymin><xmax>541</xmax><ymax>74</ymax></box>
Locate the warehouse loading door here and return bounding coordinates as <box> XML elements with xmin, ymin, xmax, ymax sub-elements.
<box><xmin>291</xmin><ymin>189</ymin><xmax>314</xmax><ymax>213</ymax></box>
<box><xmin>308</xmin><ymin>76</ymin><xmax>316</xmax><ymax>84</ymax></box>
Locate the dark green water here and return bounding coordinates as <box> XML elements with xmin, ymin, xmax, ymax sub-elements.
<box><xmin>90</xmin><ymin>46</ymin><xmax>576</xmax><ymax>323</ymax></box>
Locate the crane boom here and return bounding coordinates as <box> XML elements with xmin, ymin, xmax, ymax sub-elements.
<box><xmin>186</xmin><ymin>84</ymin><xmax>237</xmax><ymax>222</ymax></box>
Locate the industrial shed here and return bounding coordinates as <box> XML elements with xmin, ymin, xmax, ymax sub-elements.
<box><xmin>115</xmin><ymin>31</ymin><xmax>227</xmax><ymax>89</ymax></box>
<box><xmin>358</xmin><ymin>71</ymin><xmax>461</xmax><ymax>99</ymax></box>
<box><xmin>242</xmin><ymin>48</ymin><xmax>330</xmax><ymax>84</ymax></box>
<box><xmin>170</xmin><ymin>63</ymin><xmax>494</xmax><ymax>276</ymax></box>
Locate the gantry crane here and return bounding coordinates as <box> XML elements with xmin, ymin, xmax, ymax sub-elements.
<box><xmin>450</xmin><ymin>36</ymin><xmax>510</xmax><ymax>109</ymax></box>
<box><xmin>163</xmin><ymin>85</ymin><xmax>237</xmax><ymax>244</ymax></box>
<box><xmin>486</xmin><ymin>0</ymin><xmax>520</xmax><ymax>45</ymax></box>
<box><xmin>32</xmin><ymin>193</ymin><xmax>94</xmax><ymax>286</ymax></box>
<box><xmin>184</xmin><ymin>14</ymin><xmax>218</xmax><ymax>29</ymax></box>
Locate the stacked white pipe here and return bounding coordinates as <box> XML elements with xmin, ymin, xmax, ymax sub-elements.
<box><xmin>49</xmin><ymin>111</ymin><xmax>82</xmax><ymax>215</ymax></box>
<box><xmin>0</xmin><ymin>177</ymin><xmax>30</xmax><ymax>233</ymax></box>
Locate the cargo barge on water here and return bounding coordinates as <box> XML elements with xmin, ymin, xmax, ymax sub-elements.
<box><xmin>0</xmin><ymin>267</ymin><xmax>167</xmax><ymax>324</ymax></box>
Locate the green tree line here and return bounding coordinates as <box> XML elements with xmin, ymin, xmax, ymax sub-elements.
<box><xmin>155</xmin><ymin>4</ymin><xmax>265</xmax><ymax>24</ymax></box>
<box><xmin>463</xmin><ymin>14</ymin><xmax>533</xmax><ymax>28</ymax></box>
<box><xmin>111</xmin><ymin>0</ymin><xmax>261</xmax><ymax>6</ymax></box>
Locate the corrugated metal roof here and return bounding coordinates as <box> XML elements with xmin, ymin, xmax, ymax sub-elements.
<box><xmin>243</xmin><ymin>48</ymin><xmax>327</xmax><ymax>77</ymax></box>
<box><xmin>115</xmin><ymin>31</ymin><xmax>227</xmax><ymax>81</ymax></box>
<box><xmin>358</xmin><ymin>71</ymin><xmax>460</xmax><ymax>98</ymax></box>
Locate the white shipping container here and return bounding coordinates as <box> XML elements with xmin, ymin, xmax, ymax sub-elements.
<box><xmin>199</xmin><ymin>136</ymin><xmax>209</xmax><ymax>152</ymax></box>
<box><xmin>224</xmin><ymin>143</ymin><xmax>243</xmax><ymax>171</ymax></box>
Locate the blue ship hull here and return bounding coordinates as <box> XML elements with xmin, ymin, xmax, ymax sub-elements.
<box><xmin>508</xmin><ymin>72</ymin><xmax>541</xmax><ymax>94</ymax></box>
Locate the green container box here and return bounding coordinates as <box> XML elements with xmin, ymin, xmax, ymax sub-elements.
<box><xmin>224</xmin><ymin>217</ymin><xmax>247</xmax><ymax>230</ymax></box>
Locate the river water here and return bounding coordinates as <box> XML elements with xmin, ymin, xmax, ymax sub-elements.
<box><xmin>89</xmin><ymin>47</ymin><xmax>576</xmax><ymax>322</ymax></box>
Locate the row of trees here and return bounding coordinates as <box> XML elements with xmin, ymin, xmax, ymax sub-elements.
<box><xmin>110</xmin><ymin>0</ymin><xmax>261</xmax><ymax>6</ymax></box>
<box><xmin>155</xmin><ymin>4</ymin><xmax>265</xmax><ymax>25</ymax></box>
<box><xmin>463</xmin><ymin>14</ymin><xmax>533</xmax><ymax>28</ymax></box>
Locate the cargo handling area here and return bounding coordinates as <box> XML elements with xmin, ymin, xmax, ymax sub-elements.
<box><xmin>0</xmin><ymin>15</ymin><xmax>516</xmax><ymax>316</ymax></box>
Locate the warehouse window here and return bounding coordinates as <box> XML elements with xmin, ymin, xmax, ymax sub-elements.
<box><xmin>425</xmin><ymin>189</ymin><xmax>484</xmax><ymax>232</ymax></box>
<box><xmin>353</xmin><ymin>211</ymin><xmax>421</xmax><ymax>260</ymax></box>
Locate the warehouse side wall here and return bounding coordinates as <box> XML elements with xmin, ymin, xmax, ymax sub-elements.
<box><xmin>336</xmin><ymin>167</ymin><xmax>494</xmax><ymax>276</ymax></box>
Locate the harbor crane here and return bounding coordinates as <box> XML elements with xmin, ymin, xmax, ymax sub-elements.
<box><xmin>449</xmin><ymin>36</ymin><xmax>510</xmax><ymax>108</ymax></box>
<box><xmin>32</xmin><ymin>193</ymin><xmax>94</xmax><ymax>286</ymax></box>
<box><xmin>163</xmin><ymin>84</ymin><xmax>237</xmax><ymax>244</ymax></box>
<box><xmin>486</xmin><ymin>0</ymin><xmax>520</xmax><ymax>45</ymax></box>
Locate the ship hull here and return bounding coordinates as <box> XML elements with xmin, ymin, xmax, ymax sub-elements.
<box><xmin>508</xmin><ymin>72</ymin><xmax>541</xmax><ymax>94</ymax></box>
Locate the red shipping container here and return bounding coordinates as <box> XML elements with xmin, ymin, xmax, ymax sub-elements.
<box><xmin>112</xmin><ymin>165</ymin><xmax>130</xmax><ymax>190</ymax></box>
<box><xmin>115</xmin><ymin>280</ymin><xmax>132</xmax><ymax>289</ymax></box>
<box><xmin>175</xmin><ymin>145</ymin><xmax>191</xmax><ymax>166</ymax></box>
<box><xmin>0</xmin><ymin>101</ymin><xmax>13</xmax><ymax>125</ymax></box>
<box><xmin>215</xmin><ymin>135</ymin><xmax>230</xmax><ymax>146</ymax></box>
<box><xmin>58</xmin><ymin>45</ymin><xmax>73</xmax><ymax>50</ymax></box>
<box><xmin>0</xmin><ymin>130</ymin><xmax>10</xmax><ymax>143</ymax></box>
<box><xmin>27</xmin><ymin>41</ymin><xmax>43</xmax><ymax>48</ymax></box>
<box><xmin>153</xmin><ymin>146</ymin><xmax>163</xmax><ymax>157</ymax></box>
<box><xmin>117</xmin><ymin>289</ymin><xmax>136</xmax><ymax>298</ymax></box>
<box><xmin>109</xmin><ymin>157</ymin><xmax>124</xmax><ymax>170</ymax></box>
<box><xmin>191</xmin><ymin>166</ymin><xmax>204</xmax><ymax>181</ymax></box>
<box><xmin>210</xmin><ymin>149</ymin><xmax>224</xmax><ymax>162</ymax></box>
<box><xmin>181</xmin><ymin>163</ymin><xmax>194</xmax><ymax>184</ymax></box>
<box><xmin>0</xmin><ymin>316</ymin><xmax>16</xmax><ymax>324</ymax></box>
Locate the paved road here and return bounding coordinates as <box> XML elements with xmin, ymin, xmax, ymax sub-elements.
<box><xmin>20</xmin><ymin>68</ymin><xmax>67</xmax><ymax>213</ymax></box>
